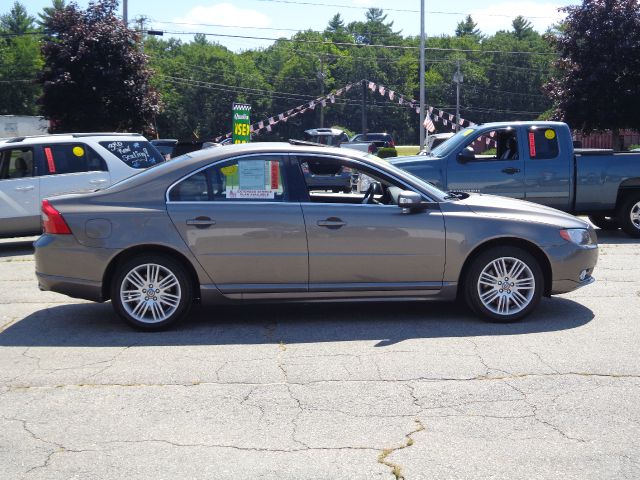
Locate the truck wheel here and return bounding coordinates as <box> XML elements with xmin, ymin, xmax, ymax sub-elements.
<box><xmin>111</xmin><ymin>254</ymin><xmax>193</xmax><ymax>331</ymax></box>
<box><xmin>588</xmin><ymin>215</ymin><xmax>619</xmax><ymax>231</ymax></box>
<box><xmin>464</xmin><ymin>246</ymin><xmax>543</xmax><ymax>323</ymax></box>
<box><xmin>617</xmin><ymin>193</ymin><xmax>640</xmax><ymax>238</ymax></box>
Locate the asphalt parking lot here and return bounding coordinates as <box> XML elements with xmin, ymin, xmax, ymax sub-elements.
<box><xmin>1</xmin><ymin>229</ymin><xmax>639</xmax><ymax>480</ymax></box>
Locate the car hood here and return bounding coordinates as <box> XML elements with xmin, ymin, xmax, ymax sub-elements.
<box><xmin>389</xmin><ymin>154</ymin><xmax>438</xmax><ymax>167</ymax></box>
<box><xmin>457</xmin><ymin>193</ymin><xmax>590</xmax><ymax>229</ymax></box>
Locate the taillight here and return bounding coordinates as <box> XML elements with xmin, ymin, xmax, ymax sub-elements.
<box><xmin>41</xmin><ymin>200</ymin><xmax>71</xmax><ymax>235</ymax></box>
<box><xmin>388</xmin><ymin>139</ymin><xmax>395</xmax><ymax>147</ymax></box>
<box><xmin>368</xmin><ymin>144</ymin><xmax>376</xmax><ymax>154</ymax></box>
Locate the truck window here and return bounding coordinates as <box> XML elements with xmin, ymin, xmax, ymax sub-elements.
<box><xmin>528</xmin><ymin>128</ymin><xmax>559</xmax><ymax>159</ymax></box>
<box><xmin>468</xmin><ymin>129</ymin><xmax>518</xmax><ymax>161</ymax></box>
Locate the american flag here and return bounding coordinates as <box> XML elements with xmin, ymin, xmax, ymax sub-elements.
<box><xmin>423</xmin><ymin>113</ymin><xmax>436</xmax><ymax>133</ymax></box>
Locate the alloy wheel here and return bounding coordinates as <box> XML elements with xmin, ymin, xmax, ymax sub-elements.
<box><xmin>476</xmin><ymin>256</ymin><xmax>535</xmax><ymax>316</ymax></box>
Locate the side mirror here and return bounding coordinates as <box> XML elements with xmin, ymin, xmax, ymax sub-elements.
<box><xmin>457</xmin><ymin>147</ymin><xmax>475</xmax><ymax>164</ymax></box>
<box><xmin>398</xmin><ymin>191</ymin><xmax>427</xmax><ymax>212</ymax></box>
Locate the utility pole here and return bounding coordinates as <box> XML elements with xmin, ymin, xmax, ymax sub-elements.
<box><xmin>361</xmin><ymin>79</ymin><xmax>367</xmax><ymax>134</ymax></box>
<box><xmin>123</xmin><ymin>0</ymin><xmax>128</xmax><ymax>26</ymax></box>
<box><xmin>419</xmin><ymin>0</ymin><xmax>426</xmax><ymax>148</ymax></box>
<box><xmin>318</xmin><ymin>55</ymin><xmax>325</xmax><ymax>128</ymax></box>
<box><xmin>136</xmin><ymin>16</ymin><xmax>146</xmax><ymax>52</ymax></box>
<box><xmin>453</xmin><ymin>59</ymin><xmax>464</xmax><ymax>132</ymax></box>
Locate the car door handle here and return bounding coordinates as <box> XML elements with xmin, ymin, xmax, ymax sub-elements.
<box><xmin>186</xmin><ymin>217</ymin><xmax>216</xmax><ymax>228</ymax></box>
<box><xmin>317</xmin><ymin>217</ymin><xmax>347</xmax><ymax>229</ymax></box>
<box><xmin>14</xmin><ymin>185</ymin><xmax>35</xmax><ymax>192</ymax></box>
<box><xmin>89</xmin><ymin>179</ymin><xmax>108</xmax><ymax>185</ymax></box>
<box><xmin>501</xmin><ymin>167</ymin><xmax>520</xmax><ymax>174</ymax></box>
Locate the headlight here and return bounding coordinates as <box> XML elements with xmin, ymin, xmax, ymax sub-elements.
<box><xmin>560</xmin><ymin>228</ymin><xmax>595</xmax><ymax>246</ymax></box>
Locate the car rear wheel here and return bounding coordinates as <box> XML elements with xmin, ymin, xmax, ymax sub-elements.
<box><xmin>588</xmin><ymin>215</ymin><xmax>619</xmax><ymax>231</ymax></box>
<box><xmin>617</xmin><ymin>193</ymin><xmax>640</xmax><ymax>238</ymax></box>
<box><xmin>464</xmin><ymin>246</ymin><xmax>543</xmax><ymax>323</ymax></box>
<box><xmin>111</xmin><ymin>254</ymin><xmax>192</xmax><ymax>331</ymax></box>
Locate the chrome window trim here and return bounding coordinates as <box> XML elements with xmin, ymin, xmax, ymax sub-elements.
<box><xmin>165</xmin><ymin>152</ymin><xmax>287</xmax><ymax>204</ymax></box>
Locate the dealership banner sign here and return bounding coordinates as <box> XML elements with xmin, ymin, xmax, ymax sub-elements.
<box><xmin>232</xmin><ymin>103</ymin><xmax>251</xmax><ymax>144</ymax></box>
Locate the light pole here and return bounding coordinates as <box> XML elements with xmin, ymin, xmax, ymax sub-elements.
<box><xmin>419</xmin><ymin>0</ymin><xmax>426</xmax><ymax>148</ymax></box>
<box><xmin>453</xmin><ymin>60</ymin><xmax>463</xmax><ymax>131</ymax></box>
<box><xmin>123</xmin><ymin>0</ymin><xmax>128</xmax><ymax>25</ymax></box>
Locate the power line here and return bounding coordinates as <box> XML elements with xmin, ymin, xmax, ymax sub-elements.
<box><xmin>154</xmin><ymin>29</ymin><xmax>556</xmax><ymax>56</ymax></box>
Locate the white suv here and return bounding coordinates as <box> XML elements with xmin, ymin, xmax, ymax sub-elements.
<box><xmin>0</xmin><ymin>133</ymin><xmax>164</xmax><ymax>238</ymax></box>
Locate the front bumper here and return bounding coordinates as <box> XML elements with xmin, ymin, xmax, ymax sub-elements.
<box><xmin>547</xmin><ymin>241</ymin><xmax>599</xmax><ymax>295</ymax></box>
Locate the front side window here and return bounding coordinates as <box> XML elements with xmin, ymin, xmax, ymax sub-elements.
<box><xmin>298</xmin><ymin>156</ymin><xmax>412</xmax><ymax>206</ymax></box>
<box><xmin>169</xmin><ymin>155</ymin><xmax>287</xmax><ymax>202</ymax></box>
<box><xmin>466</xmin><ymin>129</ymin><xmax>518</xmax><ymax>161</ymax></box>
<box><xmin>0</xmin><ymin>147</ymin><xmax>34</xmax><ymax>179</ymax></box>
<box><xmin>99</xmin><ymin>140</ymin><xmax>165</xmax><ymax>169</ymax></box>
<box><xmin>528</xmin><ymin>127</ymin><xmax>559</xmax><ymax>159</ymax></box>
<box><xmin>42</xmin><ymin>144</ymin><xmax>107</xmax><ymax>175</ymax></box>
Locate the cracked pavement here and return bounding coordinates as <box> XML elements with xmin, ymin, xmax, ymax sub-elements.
<box><xmin>0</xmin><ymin>230</ymin><xmax>639</xmax><ymax>479</ymax></box>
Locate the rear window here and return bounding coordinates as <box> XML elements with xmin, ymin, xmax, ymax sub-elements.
<box><xmin>99</xmin><ymin>140</ymin><xmax>165</xmax><ymax>169</ymax></box>
<box><xmin>528</xmin><ymin>128</ymin><xmax>559</xmax><ymax>159</ymax></box>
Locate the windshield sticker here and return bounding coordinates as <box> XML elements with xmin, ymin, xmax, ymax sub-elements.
<box><xmin>72</xmin><ymin>146</ymin><xmax>85</xmax><ymax>157</ymax></box>
<box><xmin>462</xmin><ymin>129</ymin><xmax>474</xmax><ymax>137</ymax></box>
<box><xmin>544</xmin><ymin>129</ymin><xmax>556</xmax><ymax>140</ymax></box>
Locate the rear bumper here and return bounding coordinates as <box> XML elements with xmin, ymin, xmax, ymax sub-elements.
<box><xmin>36</xmin><ymin>272</ymin><xmax>104</xmax><ymax>302</ymax></box>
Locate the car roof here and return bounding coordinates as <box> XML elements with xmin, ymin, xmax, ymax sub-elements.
<box><xmin>0</xmin><ymin>132</ymin><xmax>146</xmax><ymax>146</ymax></box>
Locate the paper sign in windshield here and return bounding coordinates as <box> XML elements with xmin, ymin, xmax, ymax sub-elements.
<box><xmin>226</xmin><ymin>189</ymin><xmax>275</xmax><ymax>199</ymax></box>
<box><xmin>239</xmin><ymin>160</ymin><xmax>266</xmax><ymax>190</ymax></box>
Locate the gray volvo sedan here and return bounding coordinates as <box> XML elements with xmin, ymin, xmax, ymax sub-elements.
<box><xmin>35</xmin><ymin>142</ymin><xmax>598</xmax><ymax>330</ymax></box>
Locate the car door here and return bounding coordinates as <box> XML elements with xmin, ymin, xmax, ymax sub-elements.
<box><xmin>0</xmin><ymin>146</ymin><xmax>40</xmax><ymax>237</ymax></box>
<box><xmin>38</xmin><ymin>143</ymin><xmax>111</xmax><ymax>199</ymax></box>
<box><xmin>523</xmin><ymin>125</ymin><xmax>572</xmax><ymax>211</ymax></box>
<box><xmin>294</xmin><ymin>154</ymin><xmax>446</xmax><ymax>294</ymax></box>
<box><xmin>446</xmin><ymin>128</ymin><xmax>526</xmax><ymax>199</ymax></box>
<box><xmin>166</xmin><ymin>154</ymin><xmax>309</xmax><ymax>295</ymax></box>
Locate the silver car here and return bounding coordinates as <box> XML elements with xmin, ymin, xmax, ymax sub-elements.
<box><xmin>35</xmin><ymin>142</ymin><xmax>598</xmax><ymax>330</ymax></box>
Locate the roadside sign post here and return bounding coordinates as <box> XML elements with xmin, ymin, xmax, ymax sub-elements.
<box><xmin>232</xmin><ymin>103</ymin><xmax>251</xmax><ymax>144</ymax></box>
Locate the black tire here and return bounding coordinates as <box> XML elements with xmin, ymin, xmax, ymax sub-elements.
<box><xmin>464</xmin><ymin>246</ymin><xmax>544</xmax><ymax>323</ymax></box>
<box><xmin>111</xmin><ymin>254</ymin><xmax>193</xmax><ymax>331</ymax></box>
<box><xmin>588</xmin><ymin>215</ymin><xmax>619</xmax><ymax>231</ymax></box>
<box><xmin>617</xmin><ymin>192</ymin><xmax>640</xmax><ymax>238</ymax></box>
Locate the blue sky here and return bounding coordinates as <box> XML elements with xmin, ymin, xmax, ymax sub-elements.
<box><xmin>22</xmin><ymin>0</ymin><xmax>578</xmax><ymax>50</ymax></box>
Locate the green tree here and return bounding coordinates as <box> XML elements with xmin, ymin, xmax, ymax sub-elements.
<box><xmin>0</xmin><ymin>1</ymin><xmax>34</xmax><ymax>34</ymax></box>
<box><xmin>37</xmin><ymin>0</ymin><xmax>66</xmax><ymax>29</ymax></box>
<box><xmin>545</xmin><ymin>0</ymin><xmax>640</xmax><ymax>147</ymax></box>
<box><xmin>38</xmin><ymin>0</ymin><xmax>160</xmax><ymax>133</ymax></box>
<box><xmin>455</xmin><ymin>15</ymin><xmax>482</xmax><ymax>40</ymax></box>
<box><xmin>512</xmin><ymin>15</ymin><xmax>535</xmax><ymax>40</ymax></box>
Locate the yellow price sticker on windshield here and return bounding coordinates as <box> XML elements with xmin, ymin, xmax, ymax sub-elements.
<box><xmin>544</xmin><ymin>129</ymin><xmax>556</xmax><ymax>140</ymax></box>
<box><xmin>72</xmin><ymin>146</ymin><xmax>85</xmax><ymax>157</ymax></box>
<box><xmin>462</xmin><ymin>129</ymin><xmax>474</xmax><ymax>137</ymax></box>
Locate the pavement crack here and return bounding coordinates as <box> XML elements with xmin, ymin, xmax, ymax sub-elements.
<box><xmin>378</xmin><ymin>419</ymin><xmax>425</xmax><ymax>480</ymax></box>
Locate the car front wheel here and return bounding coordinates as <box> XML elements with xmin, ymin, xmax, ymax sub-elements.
<box><xmin>111</xmin><ymin>254</ymin><xmax>192</xmax><ymax>331</ymax></box>
<box><xmin>464</xmin><ymin>246</ymin><xmax>543</xmax><ymax>322</ymax></box>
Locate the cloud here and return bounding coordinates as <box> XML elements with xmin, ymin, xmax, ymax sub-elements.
<box><xmin>469</xmin><ymin>1</ymin><xmax>566</xmax><ymax>34</ymax></box>
<box><xmin>173</xmin><ymin>3</ymin><xmax>271</xmax><ymax>28</ymax></box>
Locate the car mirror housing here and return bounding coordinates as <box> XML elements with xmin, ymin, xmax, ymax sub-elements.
<box><xmin>457</xmin><ymin>148</ymin><xmax>475</xmax><ymax>164</ymax></box>
<box><xmin>398</xmin><ymin>191</ymin><xmax>429</xmax><ymax>212</ymax></box>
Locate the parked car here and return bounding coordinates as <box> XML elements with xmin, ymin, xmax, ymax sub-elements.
<box><xmin>150</xmin><ymin>139</ymin><xmax>178</xmax><ymax>159</ymax></box>
<box><xmin>420</xmin><ymin>132</ymin><xmax>454</xmax><ymax>154</ymax></box>
<box><xmin>391</xmin><ymin>121</ymin><xmax>640</xmax><ymax>237</ymax></box>
<box><xmin>150</xmin><ymin>139</ymin><xmax>207</xmax><ymax>160</ymax></box>
<box><xmin>0</xmin><ymin>133</ymin><xmax>165</xmax><ymax>238</ymax></box>
<box><xmin>35</xmin><ymin>142</ymin><xmax>598</xmax><ymax>330</ymax></box>
<box><xmin>350</xmin><ymin>132</ymin><xmax>396</xmax><ymax>149</ymax></box>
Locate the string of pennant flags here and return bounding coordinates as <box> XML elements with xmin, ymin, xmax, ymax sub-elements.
<box><xmin>215</xmin><ymin>79</ymin><xmax>496</xmax><ymax>148</ymax></box>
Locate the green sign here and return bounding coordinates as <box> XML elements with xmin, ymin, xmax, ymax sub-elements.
<box><xmin>232</xmin><ymin>103</ymin><xmax>251</xmax><ymax>144</ymax></box>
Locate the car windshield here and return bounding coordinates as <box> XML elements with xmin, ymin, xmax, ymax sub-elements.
<box><xmin>430</xmin><ymin>128</ymin><xmax>477</xmax><ymax>158</ymax></box>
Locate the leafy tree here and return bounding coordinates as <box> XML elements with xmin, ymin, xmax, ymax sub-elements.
<box><xmin>455</xmin><ymin>15</ymin><xmax>482</xmax><ymax>40</ymax></box>
<box><xmin>545</xmin><ymin>0</ymin><xmax>640</xmax><ymax>147</ymax></box>
<box><xmin>38</xmin><ymin>0</ymin><xmax>160</xmax><ymax>133</ymax></box>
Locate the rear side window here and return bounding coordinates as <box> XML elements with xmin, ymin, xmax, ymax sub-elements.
<box><xmin>0</xmin><ymin>148</ymin><xmax>34</xmax><ymax>179</ymax></box>
<box><xmin>42</xmin><ymin>144</ymin><xmax>106</xmax><ymax>175</ymax></box>
<box><xmin>169</xmin><ymin>156</ymin><xmax>287</xmax><ymax>202</ymax></box>
<box><xmin>528</xmin><ymin>128</ymin><xmax>559</xmax><ymax>159</ymax></box>
<box><xmin>99</xmin><ymin>140</ymin><xmax>165</xmax><ymax>169</ymax></box>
